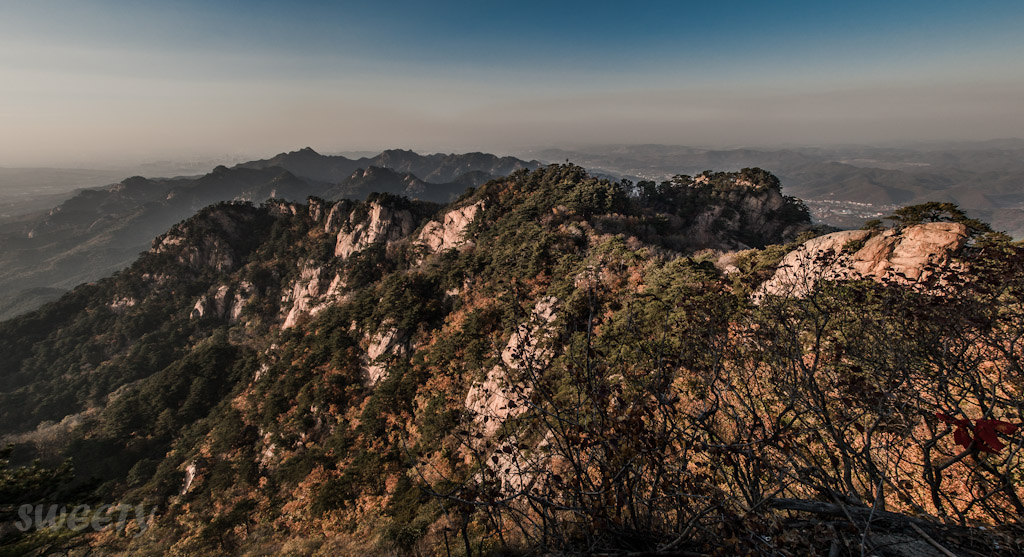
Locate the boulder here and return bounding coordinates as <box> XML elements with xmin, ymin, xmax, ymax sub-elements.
<box><xmin>756</xmin><ymin>223</ymin><xmax>969</xmax><ymax>300</ymax></box>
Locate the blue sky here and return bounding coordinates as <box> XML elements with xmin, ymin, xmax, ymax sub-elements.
<box><xmin>1</xmin><ymin>0</ymin><xmax>1023</xmax><ymax>165</ymax></box>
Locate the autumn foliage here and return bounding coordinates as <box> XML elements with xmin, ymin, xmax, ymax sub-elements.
<box><xmin>936</xmin><ymin>412</ymin><xmax>1020</xmax><ymax>454</ymax></box>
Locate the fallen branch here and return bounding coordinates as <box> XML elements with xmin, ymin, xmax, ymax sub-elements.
<box><xmin>909</xmin><ymin>521</ymin><xmax>959</xmax><ymax>557</ymax></box>
<box><xmin>765</xmin><ymin>498</ymin><xmax>970</xmax><ymax>536</ymax></box>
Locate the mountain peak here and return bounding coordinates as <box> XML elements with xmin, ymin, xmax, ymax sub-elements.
<box><xmin>379</xmin><ymin>148</ymin><xmax>416</xmax><ymax>156</ymax></box>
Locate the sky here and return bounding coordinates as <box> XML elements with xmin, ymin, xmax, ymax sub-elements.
<box><xmin>1</xmin><ymin>0</ymin><xmax>1023</xmax><ymax>166</ymax></box>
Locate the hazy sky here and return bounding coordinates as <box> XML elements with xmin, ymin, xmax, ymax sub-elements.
<box><xmin>2</xmin><ymin>0</ymin><xmax>1023</xmax><ymax>166</ymax></box>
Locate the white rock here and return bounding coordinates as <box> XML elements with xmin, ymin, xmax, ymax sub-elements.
<box><xmin>335</xmin><ymin>202</ymin><xmax>414</xmax><ymax>259</ymax></box>
<box><xmin>417</xmin><ymin>201</ymin><xmax>484</xmax><ymax>254</ymax></box>
<box><xmin>363</xmin><ymin>327</ymin><xmax>406</xmax><ymax>385</ymax></box>
<box><xmin>755</xmin><ymin>223</ymin><xmax>969</xmax><ymax>300</ymax></box>
<box><xmin>465</xmin><ymin>297</ymin><xmax>559</xmax><ymax>437</ymax></box>
<box><xmin>281</xmin><ymin>263</ymin><xmax>346</xmax><ymax>329</ymax></box>
<box><xmin>108</xmin><ymin>297</ymin><xmax>137</xmax><ymax>314</ymax></box>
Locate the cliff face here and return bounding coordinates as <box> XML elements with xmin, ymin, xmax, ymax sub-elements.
<box><xmin>464</xmin><ymin>296</ymin><xmax>558</xmax><ymax>437</ymax></box>
<box><xmin>756</xmin><ymin>222</ymin><xmax>970</xmax><ymax>299</ymax></box>
<box><xmin>190</xmin><ymin>282</ymin><xmax>253</xmax><ymax>324</ymax></box>
<box><xmin>7</xmin><ymin>166</ymin><xmax>1016</xmax><ymax>556</ymax></box>
<box><xmin>332</xmin><ymin>201</ymin><xmax>416</xmax><ymax>258</ymax></box>
<box><xmin>416</xmin><ymin>201</ymin><xmax>484</xmax><ymax>254</ymax></box>
<box><xmin>280</xmin><ymin>264</ymin><xmax>342</xmax><ymax>329</ymax></box>
<box><xmin>631</xmin><ymin>168</ymin><xmax>813</xmax><ymax>251</ymax></box>
<box><xmin>686</xmin><ymin>183</ymin><xmax>804</xmax><ymax>250</ymax></box>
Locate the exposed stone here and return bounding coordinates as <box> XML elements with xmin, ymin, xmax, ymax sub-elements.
<box><xmin>159</xmin><ymin>235</ymin><xmax>236</xmax><ymax>272</ymax></box>
<box><xmin>281</xmin><ymin>265</ymin><xmax>323</xmax><ymax>329</ymax></box>
<box><xmin>254</xmin><ymin>362</ymin><xmax>269</xmax><ymax>382</ymax></box>
<box><xmin>671</xmin><ymin>183</ymin><xmax>805</xmax><ymax>251</ymax></box>
<box><xmin>756</xmin><ymin>223</ymin><xmax>969</xmax><ymax>300</ymax></box>
<box><xmin>265</xmin><ymin>199</ymin><xmax>299</xmax><ymax>216</ymax></box>
<box><xmin>363</xmin><ymin>327</ymin><xmax>406</xmax><ymax>385</ymax></box>
<box><xmin>212</xmin><ymin>285</ymin><xmax>231</xmax><ymax>317</ymax></box>
<box><xmin>334</xmin><ymin>202</ymin><xmax>415</xmax><ymax>258</ymax></box>
<box><xmin>108</xmin><ymin>297</ymin><xmax>137</xmax><ymax>314</ymax></box>
<box><xmin>151</xmin><ymin>209</ymin><xmax>247</xmax><ymax>272</ymax></box>
<box><xmin>281</xmin><ymin>263</ymin><xmax>346</xmax><ymax>329</ymax></box>
<box><xmin>417</xmin><ymin>201</ymin><xmax>484</xmax><ymax>254</ymax></box>
<box><xmin>191</xmin><ymin>281</ymin><xmax>256</xmax><ymax>323</ymax></box>
<box><xmin>463</xmin><ymin>298</ymin><xmax>561</xmax><ymax>494</ymax></box>
<box><xmin>754</xmin><ymin>230</ymin><xmax>871</xmax><ymax>299</ymax></box>
<box><xmin>191</xmin><ymin>297</ymin><xmax>208</xmax><ymax>320</ymax></box>
<box><xmin>324</xmin><ymin>202</ymin><xmax>349</xmax><ymax>234</ymax></box>
<box><xmin>181</xmin><ymin>461</ymin><xmax>200</xmax><ymax>495</ymax></box>
<box><xmin>257</xmin><ymin>431</ymin><xmax>278</xmax><ymax>469</ymax></box>
<box><xmin>307</xmin><ymin>198</ymin><xmax>327</xmax><ymax>223</ymax></box>
<box><xmin>854</xmin><ymin>222</ymin><xmax>969</xmax><ymax>281</ymax></box>
<box><xmin>465</xmin><ymin>297</ymin><xmax>559</xmax><ymax>437</ymax></box>
<box><xmin>229</xmin><ymin>281</ymin><xmax>255</xmax><ymax>323</ymax></box>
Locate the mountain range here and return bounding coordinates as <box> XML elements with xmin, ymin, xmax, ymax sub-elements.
<box><xmin>0</xmin><ymin>149</ymin><xmax>539</xmax><ymax>321</ymax></box>
<box><xmin>6</xmin><ymin>140</ymin><xmax>1024</xmax><ymax>322</ymax></box>
<box><xmin>1</xmin><ymin>164</ymin><xmax>1021</xmax><ymax>555</ymax></box>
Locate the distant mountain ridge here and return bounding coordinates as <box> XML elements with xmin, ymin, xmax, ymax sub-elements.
<box><xmin>237</xmin><ymin>147</ymin><xmax>537</xmax><ymax>185</ymax></box>
<box><xmin>0</xmin><ymin>148</ymin><xmax>540</xmax><ymax>320</ymax></box>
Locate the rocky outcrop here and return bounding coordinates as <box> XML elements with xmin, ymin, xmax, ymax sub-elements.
<box><xmin>686</xmin><ymin>185</ymin><xmax>804</xmax><ymax>251</ymax></box>
<box><xmin>756</xmin><ymin>222</ymin><xmax>970</xmax><ymax>299</ymax></box>
<box><xmin>462</xmin><ymin>298</ymin><xmax>560</xmax><ymax>496</ymax></box>
<box><xmin>181</xmin><ymin>461</ymin><xmax>200</xmax><ymax>495</ymax></box>
<box><xmin>417</xmin><ymin>201</ymin><xmax>484</xmax><ymax>254</ymax></box>
<box><xmin>151</xmin><ymin>207</ymin><xmax>254</xmax><ymax>273</ymax></box>
<box><xmin>108</xmin><ymin>297</ymin><xmax>137</xmax><ymax>314</ymax></box>
<box><xmin>334</xmin><ymin>202</ymin><xmax>415</xmax><ymax>258</ymax></box>
<box><xmin>850</xmin><ymin>222</ymin><xmax>969</xmax><ymax>281</ymax></box>
<box><xmin>160</xmin><ymin>236</ymin><xmax>236</xmax><ymax>272</ymax></box>
<box><xmin>307</xmin><ymin>197</ymin><xmax>327</xmax><ymax>223</ymax></box>
<box><xmin>281</xmin><ymin>263</ymin><xmax>345</xmax><ymax>329</ymax></box>
<box><xmin>264</xmin><ymin>199</ymin><xmax>300</xmax><ymax>216</ymax></box>
<box><xmin>323</xmin><ymin>201</ymin><xmax>350</xmax><ymax>234</ymax></box>
<box><xmin>191</xmin><ymin>281</ymin><xmax>255</xmax><ymax>323</ymax></box>
<box><xmin>363</xmin><ymin>327</ymin><xmax>407</xmax><ymax>385</ymax></box>
<box><xmin>465</xmin><ymin>297</ymin><xmax>559</xmax><ymax>437</ymax></box>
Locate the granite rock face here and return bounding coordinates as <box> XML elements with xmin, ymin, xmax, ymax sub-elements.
<box><xmin>465</xmin><ymin>297</ymin><xmax>559</xmax><ymax>438</ymax></box>
<box><xmin>281</xmin><ymin>264</ymin><xmax>345</xmax><ymax>329</ymax></box>
<box><xmin>334</xmin><ymin>202</ymin><xmax>415</xmax><ymax>259</ymax></box>
<box><xmin>363</xmin><ymin>326</ymin><xmax>406</xmax><ymax>385</ymax></box>
<box><xmin>191</xmin><ymin>281</ymin><xmax>255</xmax><ymax>324</ymax></box>
<box><xmin>417</xmin><ymin>201</ymin><xmax>483</xmax><ymax>254</ymax></box>
<box><xmin>756</xmin><ymin>222</ymin><xmax>969</xmax><ymax>299</ymax></box>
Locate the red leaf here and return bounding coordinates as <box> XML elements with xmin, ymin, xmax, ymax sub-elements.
<box><xmin>953</xmin><ymin>426</ymin><xmax>973</xmax><ymax>449</ymax></box>
<box><xmin>941</xmin><ymin>415</ymin><xmax>1019</xmax><ymax>454</ymax></box>
<box><xmin>974</xmin><ymin>422</ymin><xmax>1006</xmax><ymax>453</ymax></box>
<box><xmin>936</xmin><ymin>411</ymin><xmax>971</xmax><ymax>429</ymax></box>
<box><xmin>986</xmin><ymin>419</ymin><xmax>1019</xmax><ymax>435</ymax></box>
